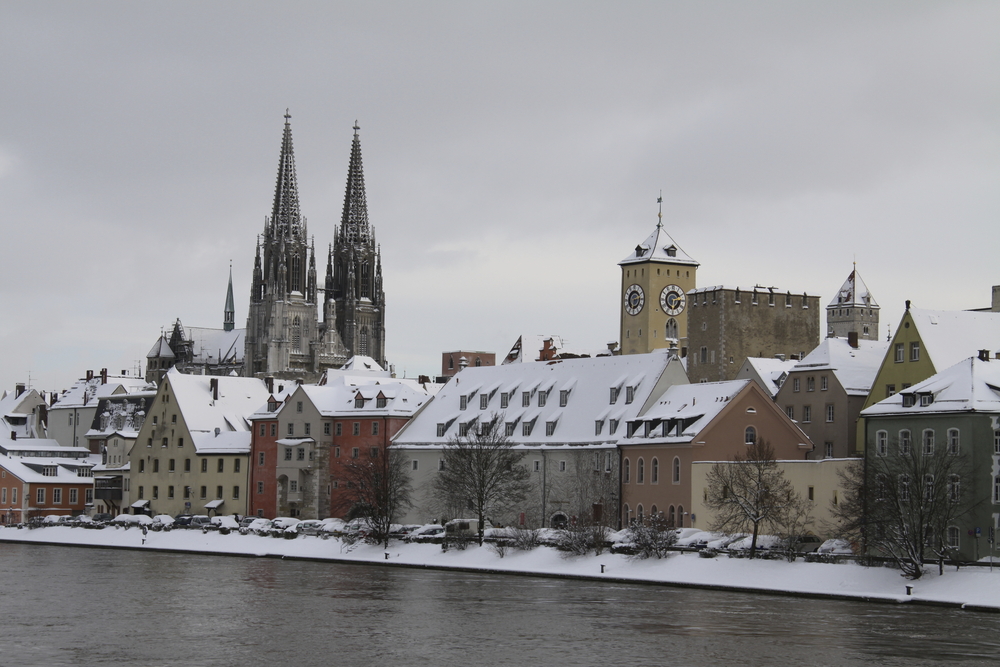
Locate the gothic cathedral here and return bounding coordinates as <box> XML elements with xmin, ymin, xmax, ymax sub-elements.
<box><xmin>619</xmin><ymin>203</ymin><xmax>698</xmax><ymax>357</ymax></box>
<box><xmin>245</xmin><ymin>113</ymin><xmax>386</xmax><ymax>380</ymax></box>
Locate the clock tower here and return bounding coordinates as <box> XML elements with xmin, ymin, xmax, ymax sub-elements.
<box><xmin>618</xmin><ymin>200</ymin><xmax>698</xmax><ymax>356</ymax></box>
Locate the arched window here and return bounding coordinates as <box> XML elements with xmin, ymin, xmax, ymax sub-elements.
<box><xmin>673</xmin><ymin>457</ymin><xmax>681</xmax><ymax>484</ymax></box>
<box><xmin>360</xmin><ymin>262</ymin><xmax>370</xmax><ymax>299</ymax></box>
<box><xmin>947</xmin><ymin>526</ymin><xmax>960</xmax><ymax>549</ymax></box>
<box><xmin>623</xmin><ymin>504</ymin><xmax>631</xmax><ymax>526</ymax></box>
<box><xmin>922</xmin><ymin>429</ymin><xmax>935</xmax><ymax>456</ymax></box>
<box><xmin>744</xmin><ymin>426</ymin><xmax>756</xmax><ymax>445</ymax></box>
<box><xmin>668</xmin><ymin>505</ymin><xmax>675</xmax><ymax>526</ymax></box>
<box><xmin>637</xmin><ymin>458</ymin><xmax>645</xmax><ymax>484</ymax></box>
<box><xmin>899</xmin><ymin>474</ymin><xmax>910</xmax><ymax>501</ymax></box>
<box><xmin>359</xmin><ymin>326</ymin><xmax>369</xmax><ymax>356</ymax></box>
<box><xmin>948</xmin><ymin>475</ymin><xmax>960</xmax><ymax>503</ymax></box>
<box><xmin>678</xmin><ymin>505</ymin><xmax>684</xmax><ymax>527</ymax></box>
<box><xmin>636</xmin><ymin>504</ymin><xmax>644</xmax><ymax>523</ymax></box>
<box><xmin>291</xmin><ymin>256</ymin><xmax>301</xmax><ymax>292</ymax></box>
<box><xmin>947</xmin><ymin>429</ymin><xmax>960</xmax><ymax>455</ymax></box>
<box><xmin>650</xmin><ymin>505</ymin><xmax>658</xmax><ymax>518</ymax></box>
<box><xmin>924</xmin><ymin>474</ymin><xmax>935</xmax><ymax>501</ymax></box>
<box><xmin>651</xmin><ymin>458</ymin><xmax>659</xmax><ymax>483</ymax></box>
<box><xmin>876</xmin><ymin>430</ymin><xmax>888</xmax><ymax>457</ymax></box>
<box><xmin>623</xmin><ymin>458</ymin><xmax>630</xmax><ymax>484</ymax></box>
<box><xmin>291</xmin><ymin>317</ymin><xmax>302</xmax><ymax>353</ymax></box>
<box><xmin>665</xmin><ymin>318</ymin><xmax>678</xmax><ymax>340</ymax></box>
<box><xmin>899</xmin><ymin>429</ymin><xmax>911</xmax><ymax>455</ymax></box>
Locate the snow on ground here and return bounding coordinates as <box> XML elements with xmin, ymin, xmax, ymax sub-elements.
<box><xmin>2</xmin><ymin>526</ymin><xmax>998</xmax><ymax>611</ymax></box>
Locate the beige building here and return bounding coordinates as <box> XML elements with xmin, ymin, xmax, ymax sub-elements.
<box><xmin>686</xmin><ymin>285</ymin><xmax>821</xmax><ymax>384</ymax></box>
<box><xmin>619</xmin><ymin>216</ymin><xmax>699</xmax><ymax>357</ymax></box>
<box><xmin>690</xmin><ymin>458</ymin><xmax>856</xmax><ymax>540</ymax></box>
<box><xmin>128</xmin><ymin>369</ymin><xmax>269</xmax><ymax>517</ymax></box>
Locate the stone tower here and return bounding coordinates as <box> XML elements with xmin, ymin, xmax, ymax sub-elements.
<box><xmin>245</xmin><ymin>112</ymin><xmax>348</xmax><ymax>379</ymax></box>
<box><xmin>827</xmin><ymin>266</ymin><xmax>879</xmax><ymax>341</ymax></box>
<box><xmin>619</xmin><ymin>199</ymin><xmax>698</xmax><ymax>356</ymax></box>
<box><xmin>327</xmin><ymin>123</ymin><xmax>386</xmax><ymax>369</ymax></box>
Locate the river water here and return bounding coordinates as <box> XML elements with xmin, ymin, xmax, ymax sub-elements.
<box><xmin>1</xmin><ymin>543</ymin><xmax>998</xmax><ymax>666</ymax></box>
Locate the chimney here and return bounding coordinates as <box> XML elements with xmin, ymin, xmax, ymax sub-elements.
<box><xmin>122</xmin><ymin>369</ymin><xmax>128</xmax><ymax>376</ymax></box>
<box><xmin>15</xmin><ymin>383</ymin><xmax>25</xmax><ymax>398</ymax></box>
<box><xmin>265</xmin><ymin>376</ymin><xmax>274</xmax><ymax>394</ymax></box>
<box><xmin>848</xmin><ymin>331</ymin><xmax>859</xmax><ymax>349</ymax></box>
<box><xmin>979</xmin><ymin>349</ymin><xmax>990</xmax><ymax>362</ymax></box>
<box><xmin>86</xmin><ymin>370</ymin><xmax>94</xmax><ymax>382</ymax></box>
<box><xmin>10</xmin><ymin>431</ymin><xmax>15</xmax><ymax>440</ymax></box>
<box><xmin>214</xmin><ymin>427</ymin><xmax>221</xmax><ymax>437</ymax></box>
<box><xmin>100</xmin><ymin>368</ymin><xmax>108</xmax><ymax>385</ymax></box>
<box><xmin>210</xmin><ymin>378</ymin><xmax>219</xmax><ymax>401</ymax></box>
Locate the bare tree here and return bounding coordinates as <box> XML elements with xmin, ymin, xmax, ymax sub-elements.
<box><xmin>338</xmin><ymin>448</ymin><xmax>413</xmax><ymax>549</ymax></box>
<box><xmin>433</xmin><ymin>413</ymin><xmax>532</xmax><ymax>545</ymax></box>
<box><xmin>704</xmin><ymin>439</ymin><xmax>798</xmax><ymax>559</ymax></box>
<box><xmin>832</xmin><ymin>437</ymin><xmax>974</xmax><ymax>579</ymax></box>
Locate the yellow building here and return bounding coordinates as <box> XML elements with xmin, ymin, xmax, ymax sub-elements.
<box><xmin>619</xmin><ymin>212</ymin><xmax>698</xmax><ymax>356</ymax></box>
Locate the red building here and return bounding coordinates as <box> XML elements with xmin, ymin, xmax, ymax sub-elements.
<box><xmin>0</xmin><ymin>449</ymin><xmax>95</xmax><ymax>523</ymax></box>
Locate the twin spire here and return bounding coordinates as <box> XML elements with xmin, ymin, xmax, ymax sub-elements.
<box><xmin>271</xmin><ymin>109</ymin><xmax>302</xmax><ymax>236</ymax></box>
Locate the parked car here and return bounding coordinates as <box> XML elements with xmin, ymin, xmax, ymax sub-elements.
<box><xmin>239</xmin><ymin>516</ymin><xmax>262</xmax><ymax>529</ymax></box>
<box><xmin>792</xmin><ymin>535</ymin><xmax>823</xmax><ymax>554</ymax></box>
<box><xmin>319</xmin><ymin>518</ymin><xmax>346</xmax><ymax>534</ymax></box>
<box><xmin>91</xmin><ymin>513</ymin><xmax>113</xmax><ymax>523</ymax></box>
<box><xmin>151</xmin><ymin>515</ymin><xmax>175</xmax><ymax>527</ymax></box>
<box><xmin>817</xmin><ymin>538</ymin><xmax>854</xmax><ymax>555</ymax></box>
<box><xmin>405</xmin><ymin>524</ymin><xmax>445</xmax><ymax>542</ymax></box>
<box><xmin>240</xmin><ymin>518</ymin><xmax>272</xmax><ymax>535</ymax></box>
<box><xmin>174</xmin><ymin>514</ymin><xmax>194</xmax><ymax>527</ymax></box>
<box><xmin>296</xmin><ymin>519</ymin><xmax>325</xmax><ymax>536</ymax></box>
<box><xmin>211</xmin><ymin>515</ymin><xmax>239</xmax><ymax>529</ymax></box>
<box><xmin>189</xmin><ymin>515</ymin><xmax>213</xmax><ymax>529</ymax></box>
<box><xmin>270</xmin><ymin>517</ymin><xmax>301</xmax><ymax>535</ymax></box>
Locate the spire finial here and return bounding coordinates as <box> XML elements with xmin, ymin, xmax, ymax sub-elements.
<box><xmin>656</xmin><ymin>190</ymin><xmax>663</xmax><ymax>229</ymax></box>
<box><xmin>285</xmin><ymin>108</ymin><xmax>291</xmax><ymax>122</ymax></box>
<box><xmin>353</xmin><ymin>120</ymin><xmax>359</xmax><ymax>136</ymax></box>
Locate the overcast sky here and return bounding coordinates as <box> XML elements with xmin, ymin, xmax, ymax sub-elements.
<box><xmin>1</xmin><ymin>1</ymin><xmax>996</xmax><ymax>393</ymax></box>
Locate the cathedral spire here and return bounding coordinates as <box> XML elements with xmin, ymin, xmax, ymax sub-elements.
<box><xmin>339</xmin><ymin>122</ymin><xmax>371</xmax><ymax>246</ymax></box>
<box><xmin>224</xmin><ymin>262</ymin><xmax>235</xmax><ymax>331</ymax></box>
<box><xmin>271</xmin><ymin>109</ymin><xmax>302</xmax><ymax>238</ymax></box>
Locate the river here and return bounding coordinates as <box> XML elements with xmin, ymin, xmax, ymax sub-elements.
<box><xmin>1</xmin><ymin>543</ymin><xmax>997</xmax><ymax>666</ymax></box>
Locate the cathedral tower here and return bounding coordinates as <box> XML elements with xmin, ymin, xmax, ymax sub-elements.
<box><xmin>618</xmin><ymin>199</ymin><xmax>698</xmax><ymax>356</ymax></box>
<box><xmin>327</xmin><ymin>123</ymin><xmax>386</xmax><ymax>369</ymax></box>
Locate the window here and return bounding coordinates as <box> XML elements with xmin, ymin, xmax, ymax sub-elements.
<box><xmin>894</xmin><ymin>343</ymin><xmax>904</xmax><ymax>363</ymax></box>
<box><xmin>610</xmin><ymin>387</ymin><xmax>619</xmax><ymax>404</ymax></box>
<box><xmin>623</xmin><ymin>459</ymin><xmax>630</xmax><ymax>483</ymax></box>
<box><xmin>560</xmin><ymin>390</ymin><xmax>569</xmax><ymax>407</ymax></box>
<box><xmin>802</xmin><ymin>406</ymin><xmax>812</xmax><ymax>423</ymax></box>
<box><xmin>609</xmin><ymin>419</ymin><xmax>619</xmax><ymax>434</ymax></box>
<box><xmin>545</xmin><ymin>422</ymin><xmax>556</xmax><ymax>436</ymax></box>
<box><xmin>297</xmin><ymin>448</ymin><xmax>305</xmax><ymax>461</ymax></box>
<box><xmin>166</xmin><ymin>485</ymin><xmax>174</xmax><ymax>499</ymax></box>
<box><xmin>334</xmin><ymin>447</ymin><xmax>340</xmax><ymax>458</ymax></box>
<box><xmin>673</xmin><ymin>457</ymin><xmax>681</xmax><ymax>484</ymax></box>
<box><xmin>824</xmin><ymin>442</ymin><xmax>833</xmax><ymax>458</ymax></box>
<box><xmin>171</xmin><ymin>414</ymin><xmax>177</xmax><ymax>424</ymax></box>
<box><xmin>139</xmin><ymin>459</ymin><xmax>145</xmax><ymax>473</ymax></box>
<box><xmin>886</xmin><ymin>384</ymin><xmax>896</xmax><ymax>398</ymax></box>
<box><xmin>257</xmin><ymin>481</ymin><xmax>264</xmax><ymax>494</ymax></box>
<box><xmin>924</xmin><ymin>475</ymin><xmax>935</xmax><ymax>501</ymax></box>
<box><xmin>168</xmin><ymin>459</ymin><xmax>175</xmax><ymax>472</ymax></box>
<box><xmin>200</xmin><ymin>486</ymin><xmax>207</xmax><ymax>499</ymax></box>
<box><xmin>352</xmin><ymin>423</ymin><xmax>360</xmax><ymax>436</ymax></box>
<box><xmin>744</xmin><ymin>426</ymin><xmax>756</xmax><ymax>445</ymax></box>
<box><xmin>876</xmin><ymin>430</ymin><xmax>888</xmax><ymax>456</ymax></box>
<box><xmin>523</xmin><ymin>392</ymin><xmax>531</xmax><ymax>407</ymax></box>
<box><xmin>995</xmin><ymin>476</ymin><xmax>1000</xmax><ymax>504</ymax></box>
<box><xmin>296</xmin><ymin>401</ymin><xmax>303</xmax><ymax>413</ymax></box>
<box><xmin>533</xmin><ymin>460</ymin><xmax>541</xmax><ymax>472</ymax></box>
<box><xmin>595</xmin><ymin>420</ymin><xmax>603</xmax><ymax>436</ymax></box>
<box><xmin>233</xmin><ymin>486</ymin><xmax>240</xmax><ymax>499</ymax></box>
<box><xmin>438</xmin><ymin>459</ymin><xmax>446</xmax><ymax>471</ymax></box>
<box><xmin>808</xmin><ymin>486</ymin><xmax>814</xmax><ymax>501</ymax></box>
<box><xmin>559</xmin><ymin>460</ymin><xmax>566</xmax><ymax>472</ymax></box>
<box><xmin>217</xmin><ymin>458</ymin><xmax>224</xmax><ymax>473</ymax></box>
<box><xmin>637</xmin><ymin>459</ymin><xmax>645</xmax><ymax>483</ymax></box>
<box><xmin>324</xmin><ymin>422</ymin><xmax>331</xmax><ymax>435</ymax></box>
<box><xmin>820</xmin><ymin>376</ymin><xmax>828</xmax><ymax>391</ymax></box>
<box><xmin>700</xmin><ymin>347</ymin><xmax>707</xmax><ymax>364</ymax></box>
<box><xmin>995</xmin><ymin>430</ymin><xmax>1000</xmax><ymax>455</ymax></box>
<box><xmin>162</xmin><ymin>438</ymin><xmax>168</xmax><ymax>448</ymax></box>
<box><xmin>335</xmin><ymin>423</ymin><xmax>342</xmax><ymax>436</ymax></box>
<box><xmin>922</xmin><ymin>429</ymin><xmax>934</xmax><ymax>456</ymax></box>
<box><xmin>177</xmin><ymin>437</ymin><xmax>184</xmax><ymax>448</ymax></box>
<box><xmin>372</xmin><ymin>422</ymin><xmax>379</xmax><ymax>436</ymax></box>
<box><xmin>477</xmin><ymin>394</ymin><xmax>488</xmax><ymax>410</ymax></box>
<box><xmin>259</xmin><ymin>424</ymin><xmax>266</xmax><ymax>437</ymax></box>
<box><xmin>287</xmin><ymin>423</ymin><xmax>294</xmax><ymax>436</ymax></box>
<box><xmin>69</xmin><ymin>488</ymin><xmax>78</xmax><ymax>504</ymax></box>
<box><xmin>947</xmin><ymin>429</ymin><xmax>960</xmax><ymax>455</ymax></box>
<box><xmin>459</xmin><ymin>423</ymin><xmax>468</xmax><ymax>437</ymax></box>
<box><xmin>153</xmin><ymin>459</ymin><xmax>159</xmax><ymax>473</ymax></box>
<box><xmin>538</xmin><ymin>391</ymin><xmax>547</xmax><ymax>408</ymax></box>
<box><xmin>505</xmin><ymin>422</ymin><xmax>515</xmax><ymax>436</ymax></box>
<box><xmin>902</xmin><ymin>394</ymin><xmax>915</xmax><ymax>407</ymax></box>
<box><xmin>625</xmin><ymin>386</ymin><xmax>635</xmax><ymax>404</ymax></box>
<box><xmin>412</xmin><ymin>460</ymin><xmax>418</xmax><ymax>471</ymax></box>
<box><xmin>899</xmin><ymin>430</ymin><xmax>911</xmax><ymax>455</ymax></box>
<box><xmin>522</xmin><ymin>421</ymin><xmax>533</xmax><ymax>436</ymax></box>
<box><xmin>792</xmin><ymin>378</ymin><xmax>800</xmax><ymax>392</ymax></box>
<box><xmin>352</xmin><ymin>448</ymin><xmax>359</xmax><ymax>459</ymax></box>
<box><xmin>436</xmin><ymin>423</ymin><xmax>446</xmax><ymax>437</ymax></box>
<box><xmin>786</xmin><ymin>406</ymin><xmax>794</xmax><ymax>420</ymax></box>
<box><xmin>910</xmin><ymin>341</ymin><xmax>920</xmax><ymax>362</ymax></box>
<box><xmin>284</xmin><ymin>448</ymin><xmax>292</xmax><ymax>461</ymax></box>
<box><xmin>370</xmin><ymin>447</ymin><xmax>379</xmax><ymax>458</ymax></box>
<box><xmin>137</xmin><ymin>486</ymin><xmax>143</xmax><ymax>500</ymax></box>
<box><xmin>806</xmin><ymin>377</ymin><xmax>815</xmax><ymax>392</ymax></box>
<box><xmin>899</xmin><ymin>475</ymin><xmax>910</xmax><ymax>501</ymax></box>
<box><xmin>500</xmin><ymin>393</ymin><xmax>509</xmax><ymax>409</ymax></box>
<box><xmin>216</xmin><ymin>486</ymin><xmax>223</xmax><ymax>499</ymax></box>
<box><xmin>258</xmin><ymin>452</ymin><xmax>265</xmax><ymax>466</ymax></box>
<box><xmin>947</xmin><ymin>526</ymin><xmax>960</xmax><ymax>549</ymax></box>
<box><xmin>651</xmin><ymin>458</ymin><xmax>659</xmax><ymax>483</ymax></box>
<box><xmin>270</xmin><ymin>424</ymin><xmax>276</xmax><ymax>437</ymax></box>
<box><xmin>825</xmin><ymin>405</ymin><xmax>834</xmax><ymax>423</ymax></box>
<box><xmin>152</xmin><ymin>486</ymin><xmax>159</xmax><ymax>500</ymax></box>
<box><xmin>52</xmin><ymin>488</ymin><xmax>62</xmax><ymax>504</ymax></box>
<box><xmin>948</xmin><ymin>475</ymin><xmax>960</xmax><ymax>503</ymax></box>
<box><xmin>304</xmin><ymin>423</ymin><xmax>311</xmax><ymax>436</ymax></box>
<box><xmin>920</xmin><ymin>394</ymin><xmax>933</xmax><ymax>407</ymax></box>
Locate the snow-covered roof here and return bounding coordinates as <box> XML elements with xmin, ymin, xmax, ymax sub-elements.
<box><xmin>0</xmin><ymin>439</ymin><xmax>92</xmax><ymax>458</ymax></box>
<box><xmin>52</xmin><ymin>374</ymin><xmax>155</xmax><ymax>409</ymax></box>
<box><xmin>292</xmin><ymin>376</ymin><xmax>435</xmax><ymax>418</ymax></box>
<box><xmin>0</xmin><ymin>452</ymin><xmax>95</xmax><ymax>484</ymax></box>
<box><xmin>84</xmin><ymin>393</ymin><xmax>155</xmax><ymax>438</ymax></box>
<box><xmin>736</xmin><ymin>357</ymin><xmax>799</xmax><ymax>397</ymax></box>
<box><xmin>502</xmin><ymin>335</ymin><xmax>611</xmax><ymax>365</ymax></box>
<box><xmin>162</xmin><ymin>369</ymin><xmax>269</xmax><ymax>453</ymax></box>
<box><xmin>789</xmin><ymin>337</ymin><xmax>889</xmax><ymax>396</ymax></box>
<box><xmin>340</xmin><ymin>356</ymin><xmax>384</xmax><ymax>372</ymax></box>
<box><xmin>619</xmin><ymin>224</ymin><xmax>698</xmax><ymax>267</ymax></box>
<box><xmin>180</xmin><ymin>326</ymin><xmax>245</xmax><ymax>365</ymax></box>
<box><xmin>620</xmin><ymin>380</ymin><xmax>749</xmax><ymax>444</ymax></box>
<box><xmin>393</xmin><ymin>351</ymin><xmax>686</xmax><ymax>447</ymax></box>
<box><xmin>861</xmin><ymin>356</ymin><xmax>1000</xmax><ymax>417</ymax></box>
<box><xmin>147</xmin><ymin>336</ymin><xmax>175</xmax><ymax>359</ymax></box>
<box><xmin>905</xmin><ymin>308</ymin><xmax>1000</xmax><ymax>373</ymax></box>
<box><xmin>828</xmin><ymin>269</ymin><xmax>879</xmax><ymax>309</ymax></box>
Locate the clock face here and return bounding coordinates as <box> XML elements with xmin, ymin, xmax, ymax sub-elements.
<box><xmin>660</xmin><ymin>284</ymin><xmax>686</xmax><ymax>316</ymax></box>
<box><xmin>624</xmin><ymin>284</ymin><xmax>645</xmax><ymax>316</ymax></box>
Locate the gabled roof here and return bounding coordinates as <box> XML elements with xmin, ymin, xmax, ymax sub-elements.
<box><xmin>861</xmin><ymin>356</ymin><xmax>1000</xmax><ymax>417</ymax></box>
<box><xmin>147</xmin><ymin>336</ymin><xmax>175</xmax><ymax>359</ymax></box>
<box><xmin>737</xmin><ymin>357</ymin><xmax>799</xmax><ymax>397</ymax></box>
<box><xmin>828</xmin><ymin>269</ymin><xmax>879</xmax><ymax>309</ymax></box>
<box><xmin>620</xmin><ymin>380</ymin><xmax>748</xmax><ymax>444</ymax></box>
<box><xmin>163</xmin><ymin>370</ymin><xmax>269</xmax><ymax>452</ymax></box>
<box><xmin>177</xmin><ymin>326</ymin><xmax>245</xmax><ymax>364</ymax></box>
<box><xmin>0</xmin><ymin>453</ymin><xmax>95</xmax><ymax>484</ymax></box>
<box><xmin>789</xmin><ymin>337</ymin><xmax>888</xmax><ymax>396</ymax></box>
<box><xmin>294</xmin><ymin>375</ymin><xmax>434</xmax><ymax>418</ymax></box>
<box><xmin>53</xmin><ymin>375</ymin><xmax>155</xmax><ymax>409</ymax></box>
<box><xmin>619</xmin><ymin>224</ymin><xmax>698</xmax><ymax>267</ymax></box>
<box><xmin>393</xmin><ymin>351</ymin><xmax>687</xmax><ymax>447</ymax></box>
<box><xmin>906</xmin><ymin>308</ymin><xmax>1000</xmax><ymax>372</ymax></box>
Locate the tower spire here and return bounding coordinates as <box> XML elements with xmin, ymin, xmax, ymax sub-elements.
<box><xmin>271</xmin><ymin>109</ymin><xmax>302</xmax><ymax>237</ymax></box>
<box><xmin>656</xmin><ymin>190</ymin><xmax>663</xmax><ymax>229</ymax></box>
<box><xmin>339</xmin><ymin>122</ymin><xmax>371</xmax><ymax>245</ymax></box>
<box><xmin>224</xmin><ymin>261</ymin><xmax>235</xmax><ymax>331</ymax></box>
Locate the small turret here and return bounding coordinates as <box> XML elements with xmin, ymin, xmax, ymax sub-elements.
<box><xmin>224</xmin><ymin>263</ymin><xmax>236</xmax><ymax>332</ymax></box>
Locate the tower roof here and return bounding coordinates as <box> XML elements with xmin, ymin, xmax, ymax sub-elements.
<box><xmin>224</xmin><ymin>265</ymin><xmax>235</xmax><ymax>332</ymax></box>
<box><xmin>828</xmin><ymin>268</ymin><xmax>878</xmax><ymax>309</ymax></box>
<box><xmin>338</xmin><ymin>122</ymin><xmax>371</xmax><ymax>245</ymax></box>
<box><xmin>619</xmin><ymin>221</ymin><xmax>698</xmax><ymax>267</ymax></box>
<box><xmin>270</xmin><ymin>110</ymin><xmax>302</xmax><ymax>237</ymax></box>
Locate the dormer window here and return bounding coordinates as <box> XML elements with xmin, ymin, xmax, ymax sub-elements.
<box><xmin>635</xmin><ymin>245</ymin><xmax>647</xmax><ymax>257</ymax></box>
<box><xmin>376</xmin><ymin>396</ymin><xmax>387</xmax><ymax>409</ymax></box>
<box><xmin>920</xmin><ymin>394</ymin><xmax>933</xmax><ymax>407</ymax></box>
<box><xmin>665</xmin><ymin>245</ymin><xmax>677</xmax><ymax>257</ymax></box>
<box><xmin>902</xmin><ymin>394</ymin><xmax>915</xmax><ymax>407</ymax></box>
<box><xmin>355</xmin><ymin>396</ymin><xmax>365</xmax><ymax>409</ymax></box>
<box><xmin>268</xmin><ymin>401</ymin><xmax>278</xmax><ymax>412</ymax></box>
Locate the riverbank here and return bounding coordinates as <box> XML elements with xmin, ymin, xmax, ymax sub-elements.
<box><xmin>2</xmin><ymin>526</ymin><xmax>998</xmax><ymax>612</ymax></box>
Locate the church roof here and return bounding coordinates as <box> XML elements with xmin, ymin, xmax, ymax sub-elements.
<box><xmin>147</xmin><ymin>335</ymin><xmax>175</xmax><ymax>359</ymax></box>
<box><xmin>619</xmin><ymin>223</ymin><xmax>698</xmax><ymax>267</ymax></box>
<box><xmin>828</xmin><ymin>268</ymin><xmax>879</xmax><ymax>309</ymax></box>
